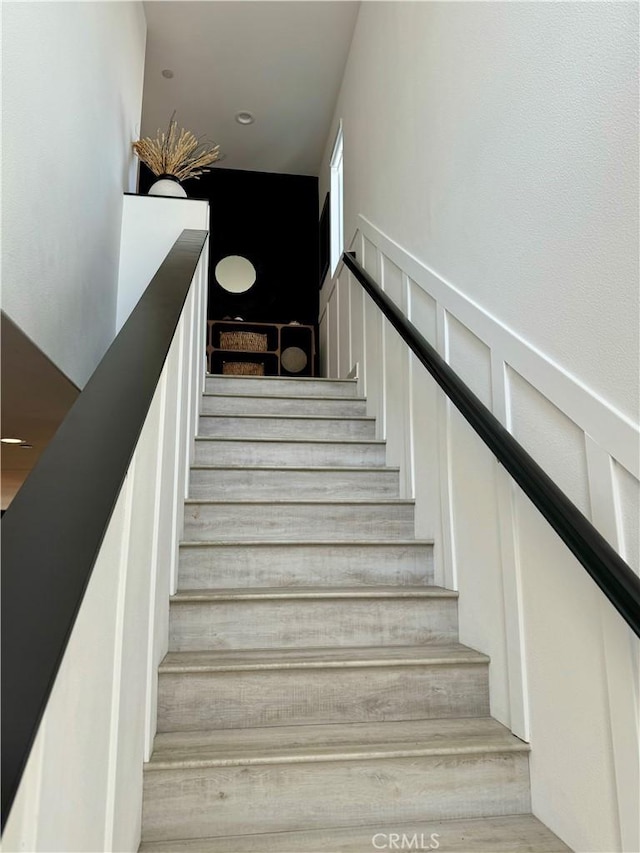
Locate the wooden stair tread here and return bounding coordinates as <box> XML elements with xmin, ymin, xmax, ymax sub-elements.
<box><xmin>190</xmin><ymin>464</ymin><xmax>400</xmax><ymax>471</ymax></box>
<box><xmin>205</xmin><ymin>374</ymin><xmax>357</xmax><ymax>383</ymax></box>
<box><xmin>171</xmin><ymin>586</ymin><xmax>457</xmax><ymax>601</ymax></box>
<box><xmin>146</xmin><ymin>717</ymin><xmax>528</xmax><ymax>770</ymax></box>
<box><xmin>202</xmin><ymin>392</ymin><xmax>367</xmax><ymax>401</ymax></box>
<box><xmin>139</xmin><ymin>814</ymin><xmax>571</xmax><ymax>852</ymax></box>
<box><xmin>195</xmin><ymin>436</ymin><xmax>386</xmax><ymax>444</ymax></box>
<box><xmin>199</xmin><ymin>413</ymin><xmax>375</xmax><ymax>421</ymax></box>
<box><xmin>180</xmin><ymin>539</ymin><xmax>433</xmax><ymax>546</ymax></box>
<box><xmin>160</xmin><ymin>643</ymin><xmax>489</xmax><ymax>673</ymax></box>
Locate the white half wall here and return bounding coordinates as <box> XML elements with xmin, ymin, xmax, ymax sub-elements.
<box><xmin>116</xmin><ymin>196</ymin><xmax>210</xmax><ymax>333</ymax></box>
<box><xmin>2</xmin><ymin>1</ymin><xmax>147</xmax><ymax>388</ymax></box>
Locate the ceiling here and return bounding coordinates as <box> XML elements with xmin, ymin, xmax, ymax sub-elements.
<box><xmin>1</xmin><ymin>314</ymin><xmax>79</xmax><ymax>510</ymax></box>
<box><xmin>141</xmin><ymin>1</ymin><xmax>360</xmax><ymax>176</ymax></box>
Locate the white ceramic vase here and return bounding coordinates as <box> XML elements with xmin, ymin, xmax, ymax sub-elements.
<box><xmin>148</xmin><ymin>177</ymin><xmax>187</xmax><ymax>198</ymax></box>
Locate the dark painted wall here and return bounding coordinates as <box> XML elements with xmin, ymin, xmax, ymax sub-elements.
<box><xmin>139</xmin><ymin>165</ymin><xmax>319</xmax><ymax>325</ymax></box>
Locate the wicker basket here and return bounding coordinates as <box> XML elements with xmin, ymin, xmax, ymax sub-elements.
<box><xmin>220</xmin><ymin>330</ymin><xmax>268</xmax><ymax>352</ymax></box>
<box><xmin>222</xmin><ymin>361</ymin><xmax>265</xmax><ymax>376</ymax></box>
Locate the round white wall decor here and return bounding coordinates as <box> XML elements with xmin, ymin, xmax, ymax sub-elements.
<box><xmin>215</xmin><ymin>255</ymin><xmax>257</xmax><ymax>294</ymax></box>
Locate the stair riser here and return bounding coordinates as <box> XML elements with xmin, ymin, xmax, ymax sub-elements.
<box><xmin>157</xmin><ymin>663</ymin><xmax>490</xmax><ymax>731</ymax></box>
<box><xmin>198</xmin><ymin>416</ymin><xmax>376</xmax><ymax>440</ymax></box>
<box><xmin>206</xmin><ymin>377</ymin><xmax>357</xmax><ymax>397</ymax></box>
<box><xmin>184</xmin><ymin>503</ymin><xmax>415</xmax><ymax>542</ymax></box>
<box><xmin>189</xmin><ymin>468</ymin><xmax>400</xmax><ymax>499</ymax></box>
<box><xmin>169</xmin><ymin>598</ymin><xmax>458</xmax><ymax>651</ymax></box>
<box><xmin>202</xmin><ymin>396</ymin><xmax>367</xmax><ymax>417</ymax></box>
<box><xmin>194</xmin><ymin>440</ymin><xmax>386</xmax><ymax>467</ymax></box>
<box><xmin>142</xmin><ymin>752</ymin><xmax>529</xmax><ymax>842</ymax></box>
<box><xmin>178</xmin><ymin>543</ymin><xmax>434</xmax><ymax>588</ymax></box>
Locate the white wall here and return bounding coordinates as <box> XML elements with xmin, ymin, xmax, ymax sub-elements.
<box><xmin>320</xmin><ymin>1</ymin><xmax>638</xmax><ymax>423</ymax></box>
<box><xmin>319</xmin><ymin>4</ymin><xmax>639</xmax><ymax>852</ymax></box>
<box><xmin>2</xmin><ymin>240</ymin><xmax>208</xmax><ymax>853</ymax></box>
<box><xmin>2</xmin><ymin>1</ymin><xmax>147</xmax><ymax>388</ymax></box>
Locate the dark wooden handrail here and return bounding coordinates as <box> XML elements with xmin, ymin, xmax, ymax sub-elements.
<box><xmin>1</xmin><ymin>229</ymin><xmax>208</xmax><ymax>827</ymax></box>
<box><xmin>343</xmin><ymin>250</ymin><xmax>640</xmax><ymax>638</ymax></box>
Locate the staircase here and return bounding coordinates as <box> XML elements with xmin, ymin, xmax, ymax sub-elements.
<box><xmin>139</xmin><ymin>375</ymin><xmax>569</xmax><ymax>852</ymax></box>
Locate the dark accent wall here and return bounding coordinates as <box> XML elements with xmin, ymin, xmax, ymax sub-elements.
<box><xmin>139</xmin><ymin>165</ymin><xmax>319</xmax><ymax>325</ymax></box>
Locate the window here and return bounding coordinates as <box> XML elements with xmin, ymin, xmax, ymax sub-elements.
<box><xmin>329</xmin><ymin>121</ymin><xmax>344</xmax><ymax>276</ymax></box>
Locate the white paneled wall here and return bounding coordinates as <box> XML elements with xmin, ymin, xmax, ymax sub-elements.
<box><xmin>319</xmin><ymin>216</ymin><xmax>639</xmax><ymax>853</ymax></box>
<box><xmin>2</xmin><ymin>249</ymin><xmax>208</xmax><ymax>853</ymax></box>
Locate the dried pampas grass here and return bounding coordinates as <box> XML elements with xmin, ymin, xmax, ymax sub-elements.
<box><xmin>133</xmin><ymin>113</ymin><xmax>221</xmax><ymax>181</ymax></box>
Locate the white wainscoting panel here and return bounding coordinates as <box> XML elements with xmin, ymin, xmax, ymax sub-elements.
<box><xmin>508</xmin><ymin>370</ymin><xmax>592</xmax><ymax>517</ymax></box>
<box><xmin>110</xmin><ymin>382</ymin><xmax>163</xmax><ymax>852</ymax></box>
<box><xmin>33</xmin><ymin>482</ymin><xmax>128</xmax><ymax>851</ymax></box>
<box><xmin>319</xmin><ymin>304</ymin><xmax>329</xmax><ymax>379</ymax></box>
<box><xmin>407</xmin><ymin>284</ymin><xmax>447</xmax><ymax>581</ymax></box>
<box><xmin>585</xmin><ymin>435</ymin><xmax>640</xmax><ymax>853</ymax></box>
<box><xmin>182</xmin><ymin>284</ymin><xmax>198</xmax><ymax>499</ymax></box>
<box><xmin>337</xmin><ymin>269</ymin><xmax>352</xmax><ymax>379</ymax></box>
<box><xmin>447</xmin><ymin>315</ymin><xmax>494</xmax><ymax>408</ymax></box>
<box><xmin>614</xmin><ymin>461</ymin><xmax>640</xmax><ymax>573</ymax></box>
<box><xmin>317</xmin><ymin>214</ymin><xmax>639</xmax><ymax>852</ymax></box>
<box><xmin>515</xmin><ymin>495</ymin><xmax>624</xmax><ymax>853</ymax></box>
<box><xmin>328</xmin><ymin>281</ymin><xmax>340</xmax><ymax>379</ymax></box>
<box><xmin>349</xmin><ymin>273</ymin><xmax>367</xmax><ymax>397</ymax></box>
<box><xmin>447</xmin><ymin>315</ymin><xmax>511</xmax><ymax>726</ymax></box>
<box><xmin>380</xmin><ymin>256</ymin><xmax>412</xmax><ymax>497</ymax></box>
<box><xmin>362</xmin><ymin>234</ymin><xmax>386</xmax><ymax>440</ymax></box>
<box><xmin>491</xmin><ymin>355</ymin><xmax>530</xmax><ymax>741</ymax></box>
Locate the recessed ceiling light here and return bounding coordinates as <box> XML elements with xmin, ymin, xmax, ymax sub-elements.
<box><xmin>161</xmin><ymin>69</ymin><xmax>174</xmax><ymax>79</ymax></box>
<box><xmin>19</xmin><ymin>443</ymin><xmax>33</xmax><ymax>449</ymax></box>
<box><xmin>235</xmin><ymin>111</ymin><xmax>255</xmax><ymax>125</ymax></box>
<box><xmin>1</xmin><ymin>437</ymin><xmax>24</xmax><ymax>444</ymax></box>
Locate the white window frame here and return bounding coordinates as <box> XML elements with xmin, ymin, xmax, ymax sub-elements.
<box><xmin>329</xmin><ymin>121</ymin><xmax>344</xmax><ymax>277</ymax></box>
